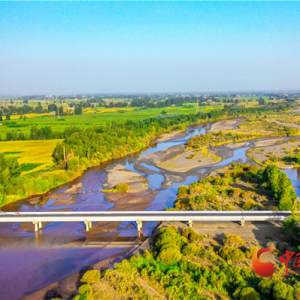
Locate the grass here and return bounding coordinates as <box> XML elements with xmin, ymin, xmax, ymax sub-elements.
<box><xmin>2</xmin><ymin>151</ymin><xmax>23</xmax><ymax>155</ymax></box>
<box><xmin>0</xmin><ymin>139</ymin><xmax>63</xmax><ymax>175</ymax></box>
<box><xmin>20</xmin><ymin>163</ymin><xmax>43</xmax><ymax>172</ymax></box>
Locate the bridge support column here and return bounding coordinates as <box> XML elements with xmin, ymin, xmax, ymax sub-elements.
<box><xmin>137</xmin><ymin>220</ymin><xmax>143</xmax><ymax>232</ymax></box>
<box><xmin>33</xmin><ymin>221</ymin><xmax>38</xmax><ymax>232</ymax></box>
<box><xmin>188</xmin><ymin>220</ymin><xmax>193</xmax><ymax>228</ymax></box>
<box><xmin>39</xmin><ymin>222</ymin><xmax>42</xmax><ymax>229</ymax></box>
<box><xmin>89</xmin><ymin>221</ymin><xmax>92</xmax><ymax>229</ymax></box>
<box><xmin>84</xmin><ymin>221</ymin><xmax>90</xmax><ymax>232</ymax></box>
<box><xmin>241</xmin><ymin>220</ymin><xmax>245</xmax><ymax>227</ymax></box>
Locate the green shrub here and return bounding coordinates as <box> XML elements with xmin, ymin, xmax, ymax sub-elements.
<box><xmin>190</xmin><ymin>231</ymin><xmax>205</xmax><ymax>242</ymax></box>
<box><xmin>182</xmin><ymin>227</ymin><xmax>206</xmax><ymax>242</ymax></box>
<box><xmin>239</xmin><ymin>287</ymin><xmax>261</xmax><ymax>300</ymax></box>
<box><xmin>294</xmin><ymin>288</ymin><xmax>300</xmax><ymax>300</ymax></box>
<box><xmin>246</xmin><ymin>247</ymin><xmax>260</xmax><ymax>259</ymax></box>
<box><xmin>68</xmin><ymin>157</ymin><xmax>79</xmax><ymax>171</ymax></box>
<box><xmin>178</xmin><ymin>186</ymin><xmax>189</xmax><ymax>196</ymax></box>
<box><xmin>219</xmin><ymin>246</ymin><xmax>233</xmax><ymax>260</ymax></box>
<box><xmin>79</xmin><ymin>284</ymin><xmax>92</xmax><ymax>295</ymax></box>
<box><xmin>81</xmin><ymin>270</ymin><xmax>101</xmax><ymax>284</ymax></box>
<box><xmin>116</xmin><ymin>183</ymin><xmax>130</xmax><ymax>193</ymax></box>
<box><xmin>199</xmin><ymin>276</ymin><xmax>207</xmax><ymax>286</ymax></box>
<box><xmin>182</xmin><ymin>243</ymin><xmax>200</xmax><ymax>257</ymax></box>
<box><xmin>224</xmin><ymin>234</ymin><xmax>245</xmax><ymax>247</ymax></box>
<box><xmin>273</xmin><ymin>282</ymin><xmax>294</xmax><ymax>300</ymax></box>
<box><xmin>258</xmin><ymin>279</ymin><xmax>273</xmax><ymax>295</ymax></box>
<box><xmin>219</xmin><ymin>246</ymin><xmax>245</xmax><ymax>262</ymax></box>
<box><xmin>181</xmin><ymin>236</ymin><xmax>188</xmax><ymax>246</ymax></box>
<box><xmin>157</xmin><ymin>248</ymin><xmax>182</xmax><ymax>266</ymax></box>
<box><xmin>231</xmin><ymin>249</ymin><xmax>246</xmax><ymax>262</ymax></box>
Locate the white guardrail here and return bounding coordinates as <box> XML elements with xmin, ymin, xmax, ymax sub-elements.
<box><xmin>0</xmin><ymin>210</ymin><xmax>293</xmax><ymax>231</ymax></box>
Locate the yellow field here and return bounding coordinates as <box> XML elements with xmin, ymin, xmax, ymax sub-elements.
<box><xmin>0</xmin><ymin>139</ymin><xmax>63</xmax><ymax>175</ymax></box>
<box><xmin>9</xmin><ymin>113</ymin><xmax>50</xmax><ymax>120</ymax></box>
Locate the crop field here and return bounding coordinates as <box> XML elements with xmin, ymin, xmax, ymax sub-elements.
<box><xmin>0</xmin><ymin>139</ymin><xmax>62</xmax><ymax>175</ymax></box>
<box><xmin>0</xmin><ymin>105</ymin><xmax>224</xmax><ymax>139</ymax></box>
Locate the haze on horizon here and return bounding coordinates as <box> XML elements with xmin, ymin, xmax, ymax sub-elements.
<box><xmin>0</xmin><ymin>1</ymin><xmax>299</xmax><ymax>95</ymax></box>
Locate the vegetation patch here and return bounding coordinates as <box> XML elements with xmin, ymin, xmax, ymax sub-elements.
<box><xmin>20</xmin><ymin>163</ymin><xmax>43</xmax><ymax>172</ymax></box>
<box><xmin>172</xmin><ymin>163</ymin><xmax>296</xmax><ymax>211</ymax></box>
<box><xmin>72</xmin><ymin>224</ymin><xmax>300</xmax><ymax>300</ymax></box>
<box><xmin>102</xmin><ymin>183</ymin><xmax>130</xmax><ymax>193</ymax></box>
<box><xmin>2</xmin><ymin>151</ymin><xmax>23</xmax><ymax>155</ymax></box>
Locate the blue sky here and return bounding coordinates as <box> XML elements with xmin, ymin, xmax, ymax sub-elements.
<box><xmin>0</xmin><ymin>1</ymin><xmax>299</xmax><ymax>95</ymax></box>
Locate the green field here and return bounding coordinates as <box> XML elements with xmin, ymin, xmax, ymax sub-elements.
<box><xmin>0</xmin><ymin>105</ymin><xmax>224</xmax><ymax>140</ymax></box>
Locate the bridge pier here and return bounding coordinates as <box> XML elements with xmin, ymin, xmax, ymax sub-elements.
<box><xmin>39</xmin><ymin>221</ymin><xmax>42</xmax><ymax>229</ymax></box>
<box><xmin>33</xmin><ymin>221</ymin><xmax>38</xmax><ymax>232</ymax></box>
<box><xmin>136</xmin><ymin>220</ymin><xmax>143</xmax><ymax>232</ymax></box>
<box><xmin>84</xmin><ymin>221</ymin><xmax>90</xmax><ymax>232</ymax></box>
<box><xmin>188</xmin><ymin>220</ymin><xmax>193</xmax><ymax>228</ymax></box>
<box><xmin>89</xmin><ymin>221</ymin><xmax>92</xmax><ymax>229</ymax></box>
<box><xmin>241</xmin><ymin>220</ymin><xmax>245</xmax><ymax>226</ymax></box>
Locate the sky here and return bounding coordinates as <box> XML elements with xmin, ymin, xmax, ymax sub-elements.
<box><xmin>0</xmin><ymin>1</ymin><xmax>299</xmax><ymax>95</ymax></box>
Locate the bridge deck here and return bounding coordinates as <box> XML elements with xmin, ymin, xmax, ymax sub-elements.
<box><xmin>0</xmin><ymin>210</ymin><xmax>292</xmax><ymax>222</ymax></box>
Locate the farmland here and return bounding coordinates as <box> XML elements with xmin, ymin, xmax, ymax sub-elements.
<box><xmin>0</xmin><ymin>105</ymin><xmax>223</xmax><ymax>140</ymax></box>
<box><xmin>0</xmin><ymin>139</ymin><xmax>62</xmax><ymax>175</ymax></box>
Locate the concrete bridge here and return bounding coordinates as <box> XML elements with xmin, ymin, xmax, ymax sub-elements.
<box><xmin>0</xmin><ymin>210</ymin><xmax>292</xmax><ymax>232</ymax></box>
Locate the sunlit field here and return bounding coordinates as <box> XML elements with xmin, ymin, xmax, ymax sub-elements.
<box><xmin>0</xmin><ymin>139</ymin><xmax>62</xmax><ymax>175</ymax></box>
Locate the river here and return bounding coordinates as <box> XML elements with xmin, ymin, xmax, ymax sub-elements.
<box><xmin>0</xmin><ymin>124</ymin><xmax>299</xmax><ymax>300</ymax></box>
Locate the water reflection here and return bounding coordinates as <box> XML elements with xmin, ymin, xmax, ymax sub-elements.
<box><xmin>213</xmin><ymin>146</ymin><xmax>250</xmax><ymax>166</ymax></box>
<box><xmin>283</xmin><ymin>168</ymin><xmax>300</xmax><ymax>197</ymax></box>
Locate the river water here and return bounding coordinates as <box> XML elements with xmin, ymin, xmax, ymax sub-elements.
<box><xmin>0</xmin><ymin>124</ymin><xmax>299</xmax><ymax>299</ymax></box>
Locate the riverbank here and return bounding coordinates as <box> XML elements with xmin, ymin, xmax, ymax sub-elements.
<box><xmin>247</xmin><ymin>136</ymin><xmax>300</xmax><ymax>168</ymax></box>
<box><xmin>0</xmin><ymin>128</ymin><xmax>189</xmax><ymax>209</ymax></box>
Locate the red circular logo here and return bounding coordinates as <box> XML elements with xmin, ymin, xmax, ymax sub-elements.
<box><xmin>252</xmin><ymin>248</ymin><xmax>275</xmax><ymax>277</ymax></box>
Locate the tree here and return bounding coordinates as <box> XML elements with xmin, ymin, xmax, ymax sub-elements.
<box><xmin>116</xmin><ymin>183</ymin><xmax>130</xmax><ymax>192</ymax></box>
<box><xmin>273</xmin><ymin>282</ymin><xmax>294</xmax><ymax>300</ymax></box>
<box><xmin>224</xmin><ymin>234</ymin><xmax>245</xmax><ymax>247</ymax></box>
<box><xmin>81</xmin><ymin>270</ymin><xmax>101</xmax><ymax>284</ymax></box>
<box><xmin>0</xmin><ymin>154</ymin><xmax>21</xmax><ymax>187</ymax></box>
<box><xmin>258</xmin><ymin>97</ymin><xmax>267</xmax><ymax>105</ymax></box>
<box><xmin>75</xmin><ymin>106</ymin><xmax>83</xmax><ymax>115</ymax></box>
<box><xmin>68</xmin><ymin>157</ymin><xmax>79</xmax><ymax>171</ymax></box>
<box><xmin>48</xmin><ymin>104</ymin><xmax>57</xmax><ymax>112</ymax></box>
<box><xmin>258</xmin><ymin>279</ymin><xmax>273</xmax><ymax>295</ymax></box>
<box><xmin>157</xmin><ymin>248</ymin><xmax>182</xmax><ymax>265</ymax></box>
<box><xmin>6</xmin><ymin>114</ymin><xmax>10</xmax><ymax>120</ymax></box>
<box><xmin>58</xmin><ymin>106</ymin><xmax>63</xmax><ymax>116</ymax></box>
<box><xmin>263</xmin><ymin>164</ymin><xmax>296</xmax><ymax>210</ymax></box>
<box><xmin>239</xmin><ymin>287</ymin><xmax>261</xmax><ymax>300</ymax></box>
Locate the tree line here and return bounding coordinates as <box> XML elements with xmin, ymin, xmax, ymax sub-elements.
<box><xmin>1</xmin><ymin>103</ymin><xmax>293</xmax><ymax>141</ymax></box>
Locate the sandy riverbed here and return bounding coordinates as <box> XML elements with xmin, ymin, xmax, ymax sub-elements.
<box><xmin>208</xmin><ymin>118</ymin><xmax>245</xmax><ymax>132</ymax></box>
<box><xmin>267</xmin><ymin>119</ymin><xmax>300</xmax><ymax>130</ymax></box>
<box><xmin>249</xmin><ymin>137</ymin><xmax>300</xmax><ymax>168</ymax></box>
<box><xmin>103</xmin><ymin>164</ymin><xmax>149</xmax><ymax>193</ymax></box>
<box><xmin>137</xmin><ymin>144</ymin><xmax>222</xmax><ymax>173</ymax></box>
<box><xmin>151</xmin><ymin>130</ymin><xmax>188</xmax><ymax>143</ymax></box>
